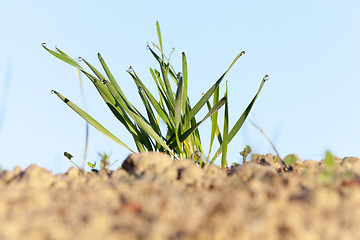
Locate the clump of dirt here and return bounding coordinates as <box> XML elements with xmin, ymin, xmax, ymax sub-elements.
<box><xmin>1</xmin><ymin>152</ymin><xmax>360</xmax><ymax>240</ymax></box>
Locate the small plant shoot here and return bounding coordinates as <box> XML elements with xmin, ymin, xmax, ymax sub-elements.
<box><xmin>284</xmin><ymin>154</ymin><xmax>297</xmax><ymax>165</ymax></box>
<box><xmin>87</xmin><ymin>162</ymin><xmax>96</xmax><ymax>169</ymax></box>
<box><xmin>240</xmin><ymin>145</ymin><xmax>252</xmax><ymax>164</ymax></box>
<box><xmin>64</xmin><ymin>152</ymin><xmax>81</xmax><ymax>169</ymax></box>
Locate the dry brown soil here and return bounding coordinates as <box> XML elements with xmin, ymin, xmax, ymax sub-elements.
<box><xmin>1</xmin><ymin>152</ymin><xmax>360</xmax><ymax>240</ymax></box>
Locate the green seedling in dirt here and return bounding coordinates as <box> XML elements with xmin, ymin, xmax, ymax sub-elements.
<box><xmin>317</xmin><ymin>151</ymin><xmax>336</xmax><ymax>184</ymax></box>
<box><xmin>98</xmin><ymin>152</ymin><xmax>119</xmax><ymax>170</ymax></box>
<box><xmin>44</xmin><ymin>21</ymin><xmax>268</xmax><ymax>168</ymax></box>
<box><xmin>87</xmin><ymin>161</ymin><xmax>96</xmax><ymax>169</ymax></box>
<box><xmin>99</xmin><ymin>152</ymin><xmax>110</xmax><ymax>169</ymax></box>
<box><xmin>64</xmin><ymin>152</ymin><xmax>81</xmax><ymax>169</ymax></box>
<box><xmin>284</xmin><ymin>154</ymin><xmax>297</xmax><ymax>165</ymax></box>
<box><xmin>240</xmin><ymin>145</ymin><xmax>252</xmax><ymax>164</ymax></box>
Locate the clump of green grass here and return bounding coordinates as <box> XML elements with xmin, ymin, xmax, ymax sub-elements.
<box><xmin>43</xmin><ymin>22</ymin><xmax>268</xmax><ymax>168</ymax></box>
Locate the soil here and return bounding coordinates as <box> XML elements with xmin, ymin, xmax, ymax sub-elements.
<box><xmin>1</xmin><ymin>152</ymin><xmax>360</xmax><ymax>240</ymax></box>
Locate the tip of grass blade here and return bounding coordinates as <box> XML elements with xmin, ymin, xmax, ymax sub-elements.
<box><xmin>156</xmin><ymin>21</ymin><xmax>163</xmax><ymax>51</ymax></box>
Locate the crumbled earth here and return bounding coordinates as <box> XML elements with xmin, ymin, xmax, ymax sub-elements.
<box><xmin>1</xmin><ymin>152</ymin><xmax>360</xmax><ymax>240</ymax></box>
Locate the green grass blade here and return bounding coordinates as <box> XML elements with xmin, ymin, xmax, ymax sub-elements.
<box><xmin>187</xmin><ymin>51</ymin><xmax>245</xmax><ymax>120</ymax></box>
<box><xmin>148</xmin><ymin>47</ymin><xmax>163</xmax><ymax>68</ymax></box>
<box><xmin>51</xmin><ymin>90</ymin><xmax>135</xmax><ymax>153</ymax></box>
<box><xmin>103</xmin><ymin>78</ymin><xmax>150</xmax><ymax>127</ymax></box>
<box><xmin>228</xmin><ymin>75</ymin><xmax>267</xmax><ymax>141</ymax></box>
<box><xmin>174</xmin><ymin>73</ymin><xmax>184</xmax><ymax>150</ymax></box>
<box><xmin>210</xmin><ymin>75</ymin><xmax>268</xmax><ymax>164</ymax></box>
<box><xmin>169</xmin><ymin>96</ymin><xmax>226</xmax><ymax>148</ymax></box>
<box><xmin>103</xmin><ymin>80</ymin><xmax>175</xmax><ymax>157</ymax></box>
<box><xmin>162</xmin><ymin>64</ymin><xmax>175</xmax><ymax>108</ymax></box>
<box><xmin>127</xmin><ymin>70</ymin><xmax>162</xmax><ymax>139</ymax></box>
<box><xmin>174</xmin><ymin>73</ymin><xmax>183</xmax><ymax>131</ymax></box>
<box><xmin>182</xmin><ymin>104</ymin><xmax>194</xmax><ymax>154</ymax></box>
<box><xmin>142</xmin><ymin>69</ymin><xmax>175</xmax><ymax>130</ymax></box>
<box><xmin>42</xmin><ymin>44</ymin><xmax>81</xmax><ymax>69</ymax></box>
<box><xmin>206</xmin><ymin>85</ymin><xmax>220</xmax><ymax>162</ymax></box>
<box><xmin>43</xmin><ymin>45</ymin><xmax>101</xmax><ymax>84</ymax></box>
<box><xmin>158</xmin><ymin>87</ymin><xmax>175</xmax><ymax>121</ymax></box>
<box><xmin>221</xmin><ymin>83</ymin><xmax>229</xmax><ymax>168</ymax></box>
<box><xmin>151</xmin><ymin>43</ymin><xmax>178</xmax><ymax>80</ymax></box>
<box><xmin>150</xmin><ymin>68</ymin><xmax>166</xmax><ymax>93</ymax></box>
<box><xmin>97</xmin><ymin>53</ymin><xmax>123</xmax><ymax>94</ymax></box>
<box><xmin>80</xmin><ymin>57</ymin><xmax>107</xmax><ymax>81</ymax></box>
<box><xmin>182</xmin><ymin>52</ymin><xmax>188</xmax><ymax>113</ymax></box>
<box><xmin>131</xmin><ymin>111</ymin><xmax>176</xmax><ymax>158</ymax></box>
<box><xmin>156</xmin><ymin>21</ymin><xmax>163</xmax><ymax>52</ymax></box>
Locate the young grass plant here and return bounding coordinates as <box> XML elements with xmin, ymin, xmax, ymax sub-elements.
<box><xmin>43</xmin><ymin>22</ymin><xmax>268</xmax><ymax>167</ymax></box>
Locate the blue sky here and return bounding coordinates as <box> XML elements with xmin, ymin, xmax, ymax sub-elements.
<box><xmin>0</xmin><ymin>0</ymin><xmax>359</xmax><ymax>173</ymax></box>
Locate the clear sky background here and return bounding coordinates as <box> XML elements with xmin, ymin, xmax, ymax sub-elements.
<box><xmin>0</xmin><ymin>0</ymin><xmax>359</xmax><ymax>173</ymax></box>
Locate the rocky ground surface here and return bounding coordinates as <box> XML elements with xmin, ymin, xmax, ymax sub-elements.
<box><xmin>1</xmin><ymin>152</ymin><xmax>360</xmax><ymax>240</ymax></box>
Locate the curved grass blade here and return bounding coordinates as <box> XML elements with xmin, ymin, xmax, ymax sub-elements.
<box><xmin>81</xmin><ymin>57</ymin><xmax>107</xmax><ymax>81</ymax></box>
<box><xmin>81</xmin><ymin>58</ymin><xmax>147</xmax><ymax>144</ymax></box>
<box><xmin>187</xmin><ymin>51</ymin><xmax>245</xmax><ymax>121</ymax></box>
<box><xmin>210</xmin><ymin>75</ymin><xmax>268</xmax><ymax>164</ymax></box>
<box><xmin>150</xmin><ymin>68</ymin><xmax>166</xmax><ymax>93</ymax></box>
<box><xmin>139</xmin><ymin>69</ymin><xmax>175</xmax><ymax>133</ymax></box>
<box><xmin>131</xmin><ymin>111</ymin><xmax>176</xmax><ymax>158</ymax></box>
<box><xmin>127</xmin><ymin>69</ymin><xmax>162</xmax><ymax>140</ymax></box>
<box><xmin>103</xmin><ymin>80</ymin><xmax>176</xmax><ymax>158</ymax></box>
<box><xmin>97</xmin><ymin>53</ymin><xmax>117</xmax><ymax>86</ymax></box>
<box><xmin>43</xmin><ymin>45</ymin><xmax>100</xmax><ymax>84</ymax></box>
<box><xmin>169</xmin><ymin>96</ymin><xmax>226</xmax><ymax>148</ymax></box>
<box><xmin>151</xmin><ymin>43</ymin><xmax>178</xmax><ymax>81</ymax></box>
<box><xmin>43</xmin><ymin>47</ymin><xmax>132</xmax><ymax>135</ymax></box>
<box><xmin>206</xmin><ymin>84</ymin><xmax>220</xmax><ymax>162</ymax></box>
<box><xmin>161</xmin><ymin>64</ymin><xmax>175</xmax><ymax>108</ymax></box>
<box><xmin>51</xmin><ymin>90</ymin><xmax>135</xmax><ymax>153</ymax></box>
<box><xmin>42</xmin><ymin>44</ymin><xmax>81</xmax><ymax>69</ymax></box>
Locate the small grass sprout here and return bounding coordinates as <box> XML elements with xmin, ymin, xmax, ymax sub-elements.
<box><xmin>318</xmin><ymin>151</ymin><xmax>337</xmax><ymax>184</ymax></box>
<box><xmin>64</xmin><ymin>151</ymin><xmax>82</xmax><ymax>170</ymax></box>
<box><xmin>44</xmin><ymin>22</ymin><xmax>268</xmax><ymax>167</ymax></box>
<box><xmin>240</xmin><ymin>145</ymin><xmax>252</xmax><ymax>164</ymax></box>
<box><xmin>87</xmin><ymin>161</ymin><xmax>96</xmax><ymax>169</ymax></box>
<box><xmin>99</xmin><ymin>152</ymin><xmax>118</xmax><ymax>170</ymax></box>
